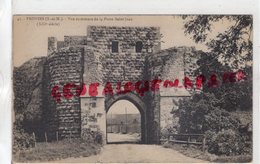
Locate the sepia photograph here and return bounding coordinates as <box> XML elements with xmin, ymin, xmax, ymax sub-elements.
<box><xmin>12</xmin><ymin>15</ymin><xmax>253</xmax><ymax>163</ymax></box>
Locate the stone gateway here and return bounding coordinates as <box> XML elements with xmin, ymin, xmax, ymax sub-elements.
<box><xmin>14</xmin><ymin>26</ymin><xmax>201</xmax><ymax>144</ymax></box>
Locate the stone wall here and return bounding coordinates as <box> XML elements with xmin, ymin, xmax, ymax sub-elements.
<box><xmin>83</xmin><ymin>45</ymin><xmax>104</xmax><ymax>84</ymax></box>
<box><xmin>160</xmin><ymin>96</ymin><xmax>190</xmax><ymax>137</ymax></box>
<box><xmin>79</xmin><ymin>26</ymin><xmax>162</xmax><ymax>143</ymax></box>
<box><xmin>80</xmin><ymin>97</ymin><xmax>106</xmax><ymax>142</ymax></box>
<box><xmin>87</xmin><ymin>26</ymin><xmax>161</xmax><ymax>84</ymax></box>
<box><xmin>14</xmin><ymin>25</ymin><xmax>202</xmax><ymax>144</ymax></box>
<box><xmin>45</xmin><ymin>46</ymin><xmax>84</xmax><ymax>139</ymax></box>
<box><xmin>64</xmin><ymin>36</ymin><xmax>88</xmax><ymax>47</ymax></box>
<box><xmin>147</xmin><ymin>47</ymin><xmax>201</xmax><ymax>139</ymax></box>
<box><xmin>81</xmin><ymin>44</ymin><xmax>106</xmax><ymax>142</ymax></box>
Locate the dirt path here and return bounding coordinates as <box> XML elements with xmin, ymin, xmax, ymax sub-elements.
<box><xmin>54</xmin><ymin>144</ymin><xmax>208</xmax><ymax>163</ymax></box>
<box><xmin>107</xmin><ymin>133</ymin><xmax>140</xmax><ymax>143</ymax></box>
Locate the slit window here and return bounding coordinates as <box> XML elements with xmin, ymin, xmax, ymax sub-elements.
<box><xmin>111</xmin><ymin>41</ymin><xmax>119</xmax><ymax>53</ymax></box>
<box><xmin>136</xmin><ymin>41</ymin><xmax>143</xmax><ymax>53</ymax></box>
<box><xmin>91</xmin><ymin>102</ymin><xmax>96</xmax><ymax>108</ymax></box>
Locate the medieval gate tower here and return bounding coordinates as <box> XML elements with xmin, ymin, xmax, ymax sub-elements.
<box><xmin>41</xmin><ymin>26</ymin><xmax>197</xmax><ymax>144</ymax></box>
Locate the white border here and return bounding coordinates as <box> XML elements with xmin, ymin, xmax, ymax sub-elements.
<box><xmin>0</xmin><ymin>0</ymin><xmax>259</xmax><ymax>163</ymax></box>
<box><xmin>0</xmin><ymin>0</ymin><xmax>12</xmax><ymax>164</ymax></box>
<box><xmin>12</xmin><ymin>0</ymin><xmax>258</xmax><ymax>15</ymax></box>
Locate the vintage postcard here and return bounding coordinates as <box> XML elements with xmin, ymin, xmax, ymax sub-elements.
<box><xmin>12</xmin><ymin>15</ymin><xmax>253</xmax><ymax>163</ymax></box>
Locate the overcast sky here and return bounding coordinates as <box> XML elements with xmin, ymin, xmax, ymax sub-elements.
<box><xmin>107</xmin><ymin>100</ymin><xmax>139</xmax><ymax>114</ymax></box>
<box><xmin>12</xmin><ymin>15</ymin><xmax>229</xmax><ymax>67</ymax></box>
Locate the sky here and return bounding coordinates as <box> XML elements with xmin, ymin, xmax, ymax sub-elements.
<box><xmin>107</xmin><ymin>100</ymin><xmax>139</xmax><ymax>114</ymax></box>
<box><xmin>12</xmin><ymin>15</ymin><xmax>223</xmax><ymax>67</ymax></box>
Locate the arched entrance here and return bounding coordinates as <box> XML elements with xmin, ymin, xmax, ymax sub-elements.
<box><xmin>106</xmin><ymin>100</ymin><xmax>141</xmax><ymax>143</ymax></box>
<box><xmin>105</xmin><ymin>92</ymin><xmax>147</xmax><ymax>144</ymax></box>
<box><xmin>80</xmin><ymin>91</ymin><xmax>160</xmax><ymax>144</ymax></box>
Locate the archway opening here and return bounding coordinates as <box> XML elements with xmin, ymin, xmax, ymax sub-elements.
<box><xmin>106</xmin><ymin>100</ymin><xmax>142</xmax><ymax>144</ymax></box>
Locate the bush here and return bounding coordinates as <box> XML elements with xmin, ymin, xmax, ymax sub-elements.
<box><xmin>13</xmin><ymin>124</ymin><xmax>35</xmax><ymax>154</ymax></box>
<box><xmin>176</xmin><ymin>93</ymin><xmax>252</xmax><ymax>156</ymax></box>
<box><xmin>81</xmin><ymin>129</ymin><xmax>103</xmax><ymax>145</ymax></box>
<box><xmin>212</xmin><ymin>155</ymin><xmax>252</xmax><ymax>163</ymax></box>
<box><xmin>177</xmin><ymin>93</ymin><xmax>241</xmax><ymax>134</ymax></box>
<box><xmin>161</xmin><ymin>124</ymin><xmax>178</xmax><ymax>139</ymax></box>
<box><xmin>204</xmin><ymin>109</ymin><xmax>241</xmax><ymax>133</ymax></box>
<box><xmin>206</xmin><ymin>129</ymin><xmax>246</xmax><ymax>156</ymax></box>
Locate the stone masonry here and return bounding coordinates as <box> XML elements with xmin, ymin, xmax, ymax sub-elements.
<box><xmin>14</xmin><ymin>26</ymin><xmax>201</xmax><ymax>143</ymax></box>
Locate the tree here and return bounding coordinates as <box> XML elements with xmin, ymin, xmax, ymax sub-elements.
<box><xmin>183</xmin><ymin>15</ymin><xmax>253</xmax><ymax>111</ymax></box>
<box><xmin>183</xmin><ymin>15</ymin><xmax>252</xmax><ymax>70</ymax></box>
<box><xmin>175</xmin><ymin>16</ymin><xmax>253</xmax><ymax>155</ymax></box>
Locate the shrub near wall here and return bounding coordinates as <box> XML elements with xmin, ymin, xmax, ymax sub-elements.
<box><xmin>81</xmin><ymin>129</ymin><xmax>103</xmax><ymax>145</ymax></box>
<box><xmin>13</xmin><ymin>124</ymin><xmax>35</xmax><ymax>154</ymax></box>
<box><xmin>177</xmin><ymin>93</ymin><xmax>251</xmax><ymax>156</ymax></box>
<box><xmin>205</xmin><ymin>130</ymin><xmax>246</xmax><ymax>156</ymax></box>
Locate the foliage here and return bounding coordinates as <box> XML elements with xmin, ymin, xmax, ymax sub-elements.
<box><xmin>182</xmin><ymin>15</ymin><xmax>253</xmax><ymax>113</ymax></box>
<box><xmin>161</xmin><ymin>124</ymin><xmax>178</xmax><ymax>138</ymax></box>
<box><xmin>177</xmin><ymin>93</ymin><xmax>241</xmax><ymax>134</ymax></box>
<box><xmin>13</xmin><ymin>123</ymin><xmax>103</xmax><ymax>162</ymax></box>
<box><xmin>183</xmin><ymin>15</ymin><xmax>252</xmax><ymax>70</ymax></box>
<box><xmin>204</xmin><ymin>77</ymin><xmax>252</xmax><ymax>112</ymax></box>
<box><xmin>13</xmin><ymin>124</ymin><xmax>35</xmax><ymax>154</ymax></box>
<box><xmin>212</xmin><ymin>155</ymin><xmax>252</xmax><ymax>163</ymax></box>
<box><xmin>167</xmin><ymin>16</ymin><xmax>252</xmax><ymax>157</ymax></box>
<box><xmin>13</xmin><ymin>138</ymin><xmax>101</xmax><ymax>162</ymax></box>
<box><xmin>176</xmin><ymin>92</ymin><xmax>252</xmax><ymax>155</ymax></box>
<box><xmin>13</xmin><ymin>61</ymin><xmax>47</xmax><ymax>138</ymax></box>
<box><xmin>205</xmin><ymin>129</ymin><xmax>246</xmax><ymax>156</ymax></box>
<box><xmin>194</xmin><ymin>52</ymin><xmax>253</xmax><ymax>112</ymax></box>
<box><xmin>81</xmin><ymin>129</ymin><xmax>103</xmax><ymax>145</ymax></box>
<box><xmin>163</xmin><ymin>141</ymin><xmax>252</xmax><ymax>162</ymax></box>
